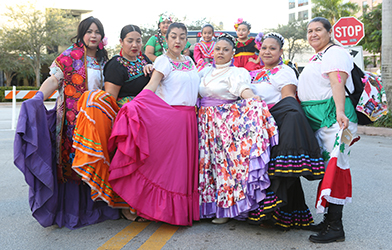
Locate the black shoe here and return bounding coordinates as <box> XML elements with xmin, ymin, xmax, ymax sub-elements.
<box><xmin>309</xmin><ymin>213</ymin><xmax>345</xmax><ymax>243</ymax></box>
<box><xmin>307</xmin><ymin>214</ymin><xmax>328</xmax><ymax>232</ymax></box>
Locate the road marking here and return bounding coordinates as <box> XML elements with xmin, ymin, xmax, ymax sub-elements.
<box><xmin>97</xmin><ymin>222</ymin><xmax>151</xmax><ymax>250</ymax></box>
<box><xmin>138</xmin><ymin>224</ymin><xmax>179</xmax><ymax>250</ymax></box>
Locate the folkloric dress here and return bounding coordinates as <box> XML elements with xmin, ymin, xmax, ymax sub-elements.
<box><xmin>247</xmin><ymin>64</ymin><xmax>325</xmax><ymax>229</ymax></box>
<box><xmin>193</xmin><ymin>39</ymin><xmax>215</xmax><ymax>71</ymax></box>
<box><xmin>71</xmin><ymin>53</ymin><xmax>152</xmax><ymax>209</ymax></box>
<box><xmin>298</xmin><ymin>46</ymin><xmax>358</xmax><ymax>214</ymax></box>
<box><xmin>234</xmin><ymin>37</ymin><xmax>261</xmax><ymax>71</ymax></box>
<box><xmin>108</xmin><ymin>55</ymin><xmax>200</xmax><ymax>226</ymax></box>
<box><xmin>14</xmin><ymin>44</ymin><xmax>119</xmax><ymax>230</ymax></box>
<box><xmin>198</xmin><ymin>61</ymin><xmax>278</xmax><ymax>220</ymax></box>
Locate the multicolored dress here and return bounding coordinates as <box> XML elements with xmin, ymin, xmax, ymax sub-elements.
<box><xmin>298</xmin><ymin>45</ymin><xmax>358</xmax><ymax>213</ymax></box>
<box><xmin>108</xmin><ymin>55</ymin><xmax>200</xmax><ymax>226</ymax></box>
<box><xmin>234</xmin><ymin>37</ymin><xmax>261</xmax><ymax>71</ymax></box>
<box><xmin>71</xmin><ymin>54</ymin><xmax>151</xmax><ymax>208</ymax></box>
<box><xmin>247</xmin><ymin>64</ymin><xmax>325</xmax><ymax>229</ymax></box>
<box><xmin>14</xmin><ymin>44</ymin><xmax>119</xmax><ymax>230</ymax></box>
<box><xmin>194</xmin><ymin>39</ymin><xmax>215</xmax><ymax>71</ymax></box>
<box><xmin>198</xmin><ymin>61</ymin><xmax>279</xmax><ymax>220</ymax></box>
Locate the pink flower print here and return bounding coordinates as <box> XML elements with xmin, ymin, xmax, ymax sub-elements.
<box><xmin>71</xmin><ymin>49</ymin><xmax>83</xmax><ymax>60</ymax></box>
<box><xmin>73</xmin><ymin>60</ymin><xmax>83</xmax><ymax>71</ymax></box>
<box><xmin>76</xmin><ymin>66</ymin><xmax>86</xmax><ymax>78</ymax></box>
<box><xmin>270</xmin><ymin>67</ymin><xmax>279</xmax><ymax>74</ymax></box>
<box><xmin>66</xmin><ymin>110</ymin><xmax>76</xmax><ymax>123</ymax></box>
<box><xmin>66</xmin><ymin>98</ymin><xmax>75</xmax><ymax>110</ymax></box>
<box><xmin>60</xmin><ymin>56</ymin><xmax>73</xmax><ymax>67</ymax></box>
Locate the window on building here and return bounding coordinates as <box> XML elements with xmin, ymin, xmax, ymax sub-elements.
<box><xmin>298</xmin><ymin>10</ymin><xmax>309</xmax><ymax>21</ymax></box>
<box><xmin>289</xmin><ymin>13</ymin><xmax>296</xmax><ymax>22</ymax></box>
<box><xmin>289</xmin><ymin>0</ymin><xmax>295</xmax><ymax>9</ymax></box>
<box><xmin>298</xmin><ymin>0</ymin><xmax>308</xmax><ymax>7</ymax></box>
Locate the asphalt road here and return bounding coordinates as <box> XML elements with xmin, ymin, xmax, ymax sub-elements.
<box><xmin>1</xmin><ymin>102</ymin><xmax>391</xmax><ymax>250</ymax></box>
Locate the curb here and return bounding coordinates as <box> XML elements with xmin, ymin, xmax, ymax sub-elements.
<box><xmin>357</xmin><ymin>125</ymin><xmax>392</xmax><ymax>137</ymax></box>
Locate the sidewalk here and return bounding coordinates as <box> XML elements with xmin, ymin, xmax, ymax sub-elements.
<box><xmin>356</xmin><ymin>125</ymin><xmax>392</xmax><ymax>137</ymax></box>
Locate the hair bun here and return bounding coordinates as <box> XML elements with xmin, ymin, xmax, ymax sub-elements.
<box><xmin>217</xmin><ymin>33</ymin><xmax>236</xmax><ymax>47</ymax></box>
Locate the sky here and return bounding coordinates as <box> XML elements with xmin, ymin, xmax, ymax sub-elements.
<box><xmin>0</xmin><ymin>0</ymin><xmax>288</xmax><ymax>48</ymax></box>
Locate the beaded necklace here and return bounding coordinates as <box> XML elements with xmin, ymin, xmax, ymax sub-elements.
<box><xmin>117</xmin><ymin>55</ymin><xmax>148</xmax><ymax>81</ymax></box>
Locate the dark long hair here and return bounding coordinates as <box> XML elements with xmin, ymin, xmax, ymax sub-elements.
<box><xmin>71</xmin><ymin>16</ymin><xmax>108</xmax><ymax>62</ymax></box>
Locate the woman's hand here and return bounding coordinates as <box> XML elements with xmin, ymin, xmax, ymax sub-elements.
<box><xmin>336</xmin><ymin>111</ymin><xmax>349</xmax><ymax>129</ymax></box>
<box><xmin>143</xmin><ymin>64</ymin><xmax>154</xmax><ymax>76</ymax></box>
<box><xmin>241</xmin><ymin>88</ymin><xmax>261</xmax><ymax>101</ymax></box>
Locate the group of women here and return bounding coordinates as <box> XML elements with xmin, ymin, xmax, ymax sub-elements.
<box><xmin>14</xmin><ymin>15</ymin><xmax>358</xmax><ymax>244</ymax></box>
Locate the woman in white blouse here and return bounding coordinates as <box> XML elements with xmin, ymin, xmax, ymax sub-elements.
<box><xmin>198</xmin><ymin>33</ymin><xmax>278</xmax><ymax>224</ymax></box>
<box><xmin>247</xmin><ymin>32</ymin><xmax>324</xmax><ymax>230</ymax></box>
<box><xmin>298</xmin><ymin>17</ymin><xmax>358</xmax><ymax>244</ymax></box>
<box><xmin>108</xmin><ymin>22</ymin><xmax>200</xmax><ymax>226</ymax></box>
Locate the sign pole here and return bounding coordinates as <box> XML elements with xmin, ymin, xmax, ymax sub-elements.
<box><xmin>11</xmin><ymin>85</ymin><xmax>16</xmax><ymax>130</ymax></box>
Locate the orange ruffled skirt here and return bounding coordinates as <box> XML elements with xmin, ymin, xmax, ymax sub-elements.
<box><xmin>72</xmin><ymin>89</ymin><xmax>129</xmax><ymax>208</ymax></box>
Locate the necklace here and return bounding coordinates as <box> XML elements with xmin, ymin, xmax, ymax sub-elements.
<box><xmin>167</xmin><ymin>50</ymin><xmax>183</xmax><ymax>61</ymax></box>
<box><xmin>203</xmin><ymin>67</ymin><xmax>231</xmax><ymax>86</ymax></box>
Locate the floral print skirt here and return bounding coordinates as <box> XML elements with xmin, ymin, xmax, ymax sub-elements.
<box><xmin>198</xmin><ymin>98</ymin><xmax>278</xmax><ymax>219</ymax></box>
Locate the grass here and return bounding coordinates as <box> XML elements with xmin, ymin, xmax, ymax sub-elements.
<box><xmin>369</xmin><ymin>109</ymin><xmax>392</xmax><ymax>128</ymax></box>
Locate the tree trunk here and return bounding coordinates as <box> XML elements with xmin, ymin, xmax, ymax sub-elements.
<box><xmin>4</xmin><ymin>71</ymin><xmax>17</xmax><ymax>86</ymax></box>
<box><xmin>35</xmin><ymin>51</ymin><xmax>41</xmax><ymax>87</ymax></box>
<box><xmin>382</xmin><ymin>0</ymin><xmax>392</xmax><ymax>106</ymax></box>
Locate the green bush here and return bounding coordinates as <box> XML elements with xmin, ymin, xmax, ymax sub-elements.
<box><xmin>0</xmin><ymin>86</ymin><xmax>39</xmax><ymax>102</ymax></box>
<box><xmin>369</xmin><ymin>109</ymin><xmax>392</xmax><ymax>128</ymax></box>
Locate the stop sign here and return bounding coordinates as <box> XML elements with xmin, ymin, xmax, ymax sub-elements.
<box><xmin>333</xmin><ymin>17</ymin><xmax>365</xmax><ymax>46</ymax></box>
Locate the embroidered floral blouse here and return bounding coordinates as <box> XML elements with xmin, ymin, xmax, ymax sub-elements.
<box><xmin>153</xmin><ymin>55</ymin><xmax>199</xmax><ymax>106</ymax></box>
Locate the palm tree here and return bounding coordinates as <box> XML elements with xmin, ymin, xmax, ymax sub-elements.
<box><xmin>312</xmin><ymin>0</ymin><xmax>360</xmax><ymax>25</ymax></box>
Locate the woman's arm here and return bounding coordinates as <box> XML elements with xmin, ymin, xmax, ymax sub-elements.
<box><xmin>39</xmin><ymin>75</ymin><xmax>59</xmax><ymax>100</ymax></box>
<box><xmin>329</xmin><ymin>71</ymin><xmax>349</xmax><ymax>129</ymax></box>
<box><xmin>145</xmin><ymin>45</ymin><xmax>158</xmax><ymax>62</ymax></box>
<box><xmin>143</xmin><ymin>70</ymin><xmax>164</xmax><ymax>93</ymax></box>
<box><xmin>104</xmin><ymin>82</ymin><xmax>122</xmax><ymax>100</ymax></box>
<box><xmin>241</xmin><ymin>88</ymin><xmax>261</xmax><ymax>101</ymax></box>
<box><xmin>280</xmin><ymin>84</ymin><xmax>297</xmax><ymax>99</ymax></box>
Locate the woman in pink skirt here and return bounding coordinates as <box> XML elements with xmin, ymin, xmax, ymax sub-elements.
<box><xmin>108</xmin><ymin>22</ymin><xmax>200</xmax><ymax>226</ymax></box>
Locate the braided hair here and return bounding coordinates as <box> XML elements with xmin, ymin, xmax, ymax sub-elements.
<box><xmin>263</xmin><ymin>32</ymin><xmax>285</xmax><ymax>49</ymax></box>
<box><xmin>217</xmin><ymin>33</ymin><xmax>236</xmax><ymax>50</ymax></box>
<box><xmin>157</xmin><ymin>15</ymin><xmax>172</xmax><ymax>54</ymax></box>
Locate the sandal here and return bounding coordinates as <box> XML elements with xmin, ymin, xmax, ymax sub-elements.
<box><xmin>120</xmin><ymin>210</ymin><xmax>149</xmax><ymax>222</ymax></box>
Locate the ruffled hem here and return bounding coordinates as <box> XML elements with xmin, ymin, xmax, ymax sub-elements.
<box><xmin>247</xmin><ymin>191</ymin><xmax>284</xmax><ymax>224</ymax></box>
<box><xmin>272</xmin><ymin>208</ymin><xmax>314</xmax><ymax>229</ymax></box>
<box><xmin>108</xmin><ymin>89</ymin><xmax>199</xmax><ymax>226</ymax></box>
<box><xmin>111</xmin><ymin>168</ymin><xmax>199</xmax><ymax>226</ymax></box>
<box><xmin>268</xmin><ymin>149</ymin><xmax>325</xmax><ymax>180</ymax></box>
<box><xmin>72</xmin><ymin>90</ymin><xmax>126</xmax><ymax>208</ymax></box>
<box><xmin>200</xmin><ymin>143</ymin><xmax>277</xmax><ymax>219</ymax></box>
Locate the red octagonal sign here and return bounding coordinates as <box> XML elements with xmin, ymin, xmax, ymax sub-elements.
<box><xmin>333</xmin><ymin>17</ymin><xmax>365</xmax><ymax>46</ymax></box>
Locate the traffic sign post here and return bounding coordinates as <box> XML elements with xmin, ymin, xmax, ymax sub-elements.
<box><xmin>333</xmin><ymin>17</ymin><xmax>365</xmax><ymax>47</ymax></box>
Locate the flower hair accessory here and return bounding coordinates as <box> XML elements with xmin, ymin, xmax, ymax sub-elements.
<box><xmin>234</xmin><ymin>18</ymin><xmax>251</xmax><ymax>31</ymax></box>
<box><xmin>255</xmin><ymin>32</ymin><xmax>264</xmax><ymax>50</ymax></box>
<box><xmin>99</xmin><ymin>37</ymin><xmax>108</xmax><ymax>50</ymax></box>
<box><xmin>234</xmin><ymin>18</ymin><xmax>243</xmax><ymax>31</ymax></box>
